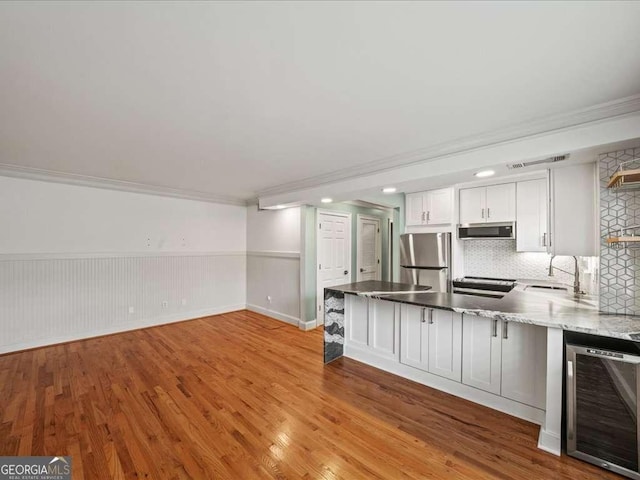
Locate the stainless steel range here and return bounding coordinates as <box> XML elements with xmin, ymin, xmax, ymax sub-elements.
<box><xmin>452</xmin><ymin>276</ymin><xmax>516</xmax><ymax>299</ymax></box>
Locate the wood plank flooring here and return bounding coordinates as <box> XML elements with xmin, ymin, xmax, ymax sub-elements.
<box><xmin>0</xmin><ymin>310</ymin><xmax>622</xmax><ymax>479</ymax></box>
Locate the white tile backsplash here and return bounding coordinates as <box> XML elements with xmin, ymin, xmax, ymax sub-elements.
<box><xmin>463</xmin><ymin>240</ymin><xmax>597</xmax><ymax>293</ymax></box>
<box><xmin>599</xmin><ymin>146</ymin><xmax>640</xmax><ymax>314</ymax></box>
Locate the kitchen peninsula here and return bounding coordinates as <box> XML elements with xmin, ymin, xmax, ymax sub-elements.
<box><xmin>324</xmin><ymin>279</ymin><xmax>640</xmax><ymax>456</ymax></box>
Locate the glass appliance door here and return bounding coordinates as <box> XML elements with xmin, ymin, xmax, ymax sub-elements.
<box><xmin>567</xmin><ymin>344</ymin><xmax>640</xmax><ymax>479</ymax></box>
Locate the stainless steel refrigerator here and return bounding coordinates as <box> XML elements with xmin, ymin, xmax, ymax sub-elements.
<box><xmin>399</xmin><ymin>233</ymin><xmax>451</xmax><ymax>292</ymax></box>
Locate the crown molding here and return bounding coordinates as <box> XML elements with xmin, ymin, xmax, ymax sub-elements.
<box><xmin>343</xmin><ymin>200</ymin><xmax>396</xmax><ymax>212</ymax></box>
<box><xmin>0</xmin><ymin>163</ymin><xmax>249</xmax><ymax>206</ymax></box>
<box><xmin>257</xmin><ymin>94</ymin><xmax>640</xmax><ymax>198</ymax></box>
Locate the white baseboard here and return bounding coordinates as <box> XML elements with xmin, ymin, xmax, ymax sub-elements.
<box><xmin>246</xmin><ymin>303</ymin><xmax>300</xmax><ymax>327</ymax></box>
<box><xmin>537</xmin><ymin>429</ymin><xmax>561</xmax><ymax>456</ymax></box>
<box><xmin>0</xmin><ymin>304</ymin><xmax>245</xmax><ymax>355</ymax></box>
<box><xmin>344</xmin><ymin>344</ymin><xmax>545</xmax><ymax>426</ymax></box>
<box><xmin>298</xmin><ymin>318</ymin><xmax>317</xmax><ymax>331</ymax></box>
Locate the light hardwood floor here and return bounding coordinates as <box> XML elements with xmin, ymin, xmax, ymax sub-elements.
<box><xmin>0</xmin><ymin>310</ymin><xmax>620</xmax><ymax>479</ymax></box>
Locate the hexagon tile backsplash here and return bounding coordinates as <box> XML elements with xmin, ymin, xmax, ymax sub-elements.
<box><xmin>600</xmin><ymin>146</ymin><xmax>640</xmax><ymax>314</ymax></box>
<box><xmin>464</xmin><ymin>240</ymin><xmax>578</xmax><ymax>286</ymax></box>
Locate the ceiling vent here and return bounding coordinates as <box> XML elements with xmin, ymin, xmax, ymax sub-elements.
<box><xmin>508</xmin><ymin>154</ymin><xmax>570</xmax><ymax>170</ymax></box>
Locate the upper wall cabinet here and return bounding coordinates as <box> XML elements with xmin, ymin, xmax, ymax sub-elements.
<box><xmin>548</xmin><ymin>163</ymin><xmax>598</xmax><ymax>256</ymax></box>
<box><xmin>459</xmin><ymin>183</ymin><xmax>516</xmax><ymax>224</ymax></box>
<box><xmin>406</xmin><ymin>188</ymin><xmax>453</xmax><ymax>226</ymax></box>
<box><xmin>516</xmin><ymin>178</ymin><xmax>548</xmax><ymax>252</ymax></box>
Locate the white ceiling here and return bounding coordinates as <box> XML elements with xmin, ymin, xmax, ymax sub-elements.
<box><xmin>1</xmin><ymin>1</ymin><xmax>640</xmax><ymax>202</ymax></box>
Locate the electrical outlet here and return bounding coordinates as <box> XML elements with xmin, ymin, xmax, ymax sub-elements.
<box><xmin>128</xmin><ymin>306</ymin><xmax>134</xmax><ymax>314</ymax></box>
<box><xmin>162</xmin><ymin>301</ymin><xmax>169</xmax><ymax>308</ymax></box>
<box><xmin>267</xmin><ymin>295</ymin><xmax>272</xmax><ymax>303</ymax></box>
<box><xmin>181</xmin><ymin>298</ymin><xmax>187</xmax><ymax>306</ymax></box>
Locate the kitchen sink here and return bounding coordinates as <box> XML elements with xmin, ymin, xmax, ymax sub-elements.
<box><xmin>524</xmin><ymin>285</ymin><xmax>568</xmax><ymax>292</ymax></box>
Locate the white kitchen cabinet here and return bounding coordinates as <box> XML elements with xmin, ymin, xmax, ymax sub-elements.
<box><xmin>427</xmin><ymin>188</ymin><xmax>453</xmax><ymax>225</ymax></box>
<box><xmin>345</xmin><ymin>295</ymin><xmax>369</xmax><ymax>348</ymax></box>
<box><xmin>405</xmin><ymin>188</ymin><xmax>453</xmax><ymax>226</ymax></box>
<box><xmin>501</xmin><ymin>321</ymin><xmax>547</xmax><ymax>409</ymax></box>
<box><xmin>462</xmin><ymin>315</ymin><xmax>502</xmax><ymax>395</ymax></box>
<box><xmin>459</xmin><ymin>183</ymin><xmax>515</xmax><ymax>224</ymax></box>
<box><xmin>462</xmin><ymin>315</ymin><xmax>547</xmax><ymax>409</ymax></box>
<box><xmin>548</xmin><ymin>163</ymin><xmax>598</xmax><ymax>256</ymax></box>
<box><xmin>485</xmin><ymin>183</ymin><xmax>516</xmax><ymax>222</ymax></box>
<box><xmin>459</xmin><ymin>187</ymin><xmax>486</xmax><ymax>224</ymax></box>
<box><xmin>427</xmin><ymin>309</ymin><xmax>462</xmax><ymax>381</ymax></box>
<box><xmin>400</xmin><ymin>304</ymin><xmax>429</xmax><ymax>370</ymax></box>
<box><xmin>368</xmin><ymin>298</ymin><xmax>399</xmax><ymax>360</ymax></box>
<box><xmin>345</xmin><ymin>296</ymin><xmax>399</xmax><ymax>361</ymax></box>
<box><xmin>400</xmin><ymin>304</ymin><xmax>462</xmax><ymax>381</ymax></box>
<box><xmin>516</xmin><ymin>178</ymin><xmax>548</xmax><ymax>252</ymax></box>
<box><xmin>406</xmin><ymin>192</ymin><xmax>426</xmax><ymax>226</ymax></box>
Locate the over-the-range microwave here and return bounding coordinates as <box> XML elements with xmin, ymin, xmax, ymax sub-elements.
<box><xmin>458</xmin><ymin>222</ymin><xmax>515</xmax><ymax>240</ymax></box>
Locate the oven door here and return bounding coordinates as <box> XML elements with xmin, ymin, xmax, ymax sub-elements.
<box><xmin>566</xmin><ymin>344</ymin><xmax>640</xmax><ymax>479</ymax></box>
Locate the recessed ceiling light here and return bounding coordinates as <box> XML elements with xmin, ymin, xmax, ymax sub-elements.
<box><xmin>321</xmin><ymin>198</ymin><xmax>333</xmax><ymax>203</ymax></box>
<box><xmin>475</xmin><ymin>170</ymin><xmax>495</xmax><ymax>178</ymax></box>
<box><xmin>382</xmin><ymin>187</ymin><xmax>397</xmax><ymax>194</ymax></box>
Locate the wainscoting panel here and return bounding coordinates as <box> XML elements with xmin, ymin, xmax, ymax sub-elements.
<box><xmin>246</xmin><ymin>252</ymin><xmax>301</xmax><ymax>326</ymax></box>
<box><xmin>0</xmin><ymin>254</ymin><xmax>246</xmax><ymax>353</ymax></box>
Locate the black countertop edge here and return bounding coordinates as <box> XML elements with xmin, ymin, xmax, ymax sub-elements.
<box><xmin>325</xmin><ymin>280</ymin><xmax>432</xmax><ymax>295</ymax></box>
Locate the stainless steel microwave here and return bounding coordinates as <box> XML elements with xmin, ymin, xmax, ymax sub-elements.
<box><xmin>458</xmin><ymin>222</ymin><xmax>515</xmax><ymax>240</ymax></box>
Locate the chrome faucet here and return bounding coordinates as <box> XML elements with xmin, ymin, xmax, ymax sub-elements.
<box><xmin>548</xmin><ymin>255</ymin><xmax>583</xmax><ymax>296</ymax></box>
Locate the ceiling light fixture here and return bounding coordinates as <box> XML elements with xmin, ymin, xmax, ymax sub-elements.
<box><xmin>475</xmin><ymin>170</ymin><xmax>495</xmax><ymax>178</ymax></box>
<box><xmin>382</xmin><ymin>187</ymin><xmax>397</xmax><ymax>193</ymax></box>
<box><xmin>321</xmin><ymin>198</ymin><xmax>333</xmax><ymax>203</ymax></box>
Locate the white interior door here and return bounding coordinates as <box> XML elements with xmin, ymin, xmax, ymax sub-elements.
<box><xmin>357</xmin><ymin>215</ymin><xmax>381</xmax><ymax>281</ymax></box>
<box><xmin>317</xmin><ymin>211</ymin><xmax>351</xmax><ymax>323</ymax></box>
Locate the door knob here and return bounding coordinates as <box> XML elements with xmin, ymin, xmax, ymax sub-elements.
<box><xmin>360</xmin><ymin>268</ymin><xmax>364</xmax><ymax>272</ymax></box>
<box><xmin>344</xmin><ymin>270</ymin><xmax>348</xmax><ymax>275</ymax></box>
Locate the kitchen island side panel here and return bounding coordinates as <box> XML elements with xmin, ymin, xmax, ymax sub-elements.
<box><xmin>324</xmin><ymin>289</ymin><xmax>345</xmax><ymax>363</ymax></box>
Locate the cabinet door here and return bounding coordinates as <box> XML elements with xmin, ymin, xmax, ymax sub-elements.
<box><xmin>516</xmin><ymin>179</ymin><xmax>547</xmax><ymax>252</ymax></box>
<box><xmin>459</xmin><ymin>187</ymin><xmax>486</xmax><ymax>224</ymax></box>
<box><xmin>400</xmin><ymin>304</ymin><xmax>429</xmax><ymax>371</ymax></box>
<box><xmin>501</xmin><ymin>322</ymin><xmax>547</xmax><ymax>409</ymax></box>
<box><xmin>462</xmin><ymin>315</ymin><xmax>502</xmax><ymax>395</ymax></box>
<box><xmin>485</xmin><ymin>183</ymin><xmax>516</xmax><ymax>222</ymax></box>
<box><xmin>345</xmin><ymin>295</ymin><xmax>369</xmax><ymax>348</ymax></box>
<box><xmin>368</xmin><ymin>299</ymin><xmax>398</xmax><ymax>360</ymax></box>
<box><xmin>426</xmin><ymin>188</ymin><xmax>453</xmax><ymax>225</ymax></box>
<box><xmin>428</xmin><ymin>310</ymin><xmax>462</xmax><ymax>381</ymax></box>
<box><xmin>550</xmin><ymin>163</ymin><xmax>597</xmax><ymax>256</ymax></box>
<box><xmin>405</xmin><ymin>192</ymin><xmax>426</xmax><ymax>226</ymax></box>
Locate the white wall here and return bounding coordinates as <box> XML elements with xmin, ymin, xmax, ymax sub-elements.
<box><xmin>0</xmin><ymin>176</ymin><xmax>246</xmax><ymax>254</ymax></box>
<box><xmin>246</xmin><ymin>205</ymin><xmax>304</xmax><ymax>328</ymax></box>
<box><xmin>0</xmin><ymin>176</ymin><xmax>247</xmax><ymax>353</ymax></box>
<box><xmin>246</xmin><ymin>205</ymin><xmax>300</xmax><ymax>253</ymax></box>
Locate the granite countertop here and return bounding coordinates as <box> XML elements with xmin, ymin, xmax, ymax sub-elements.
<box><xmin>326</xmin><ymin>280</ymin><xmax>640</xmax><ymax>341</ymax></box>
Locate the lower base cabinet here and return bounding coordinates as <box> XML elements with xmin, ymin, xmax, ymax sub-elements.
<box><xmin>345</xmin><ymin>296</ymin><xmax>399</xmax><ymax>361</ymax></box>
<box><xmin>349</xmin><ymin>300</ymin><xmax>547</xmax><ymax>411</ymax></box>
<box><xmin>461</xmin><ymin>315</ymin><xmax>502</xmax><ymax>395</ymax></box>
<box><xmin>462</xmin><ymin>314</ymin><xmax>547</xmax><ymax>409</ymax></box>
<box><xmin>400</xmin><ymin>304</ymin><xmax>462</xmax><ymax>382</ymax></box>
<box><xmin>501</xmin><ymin>319</ymin><xmax>547</xmax><ymax>409</ymax></box>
